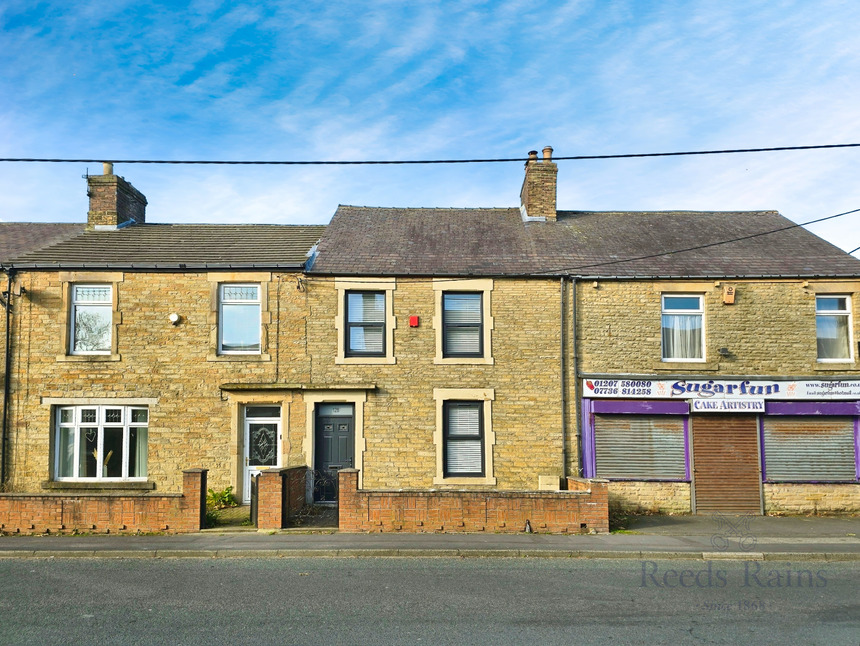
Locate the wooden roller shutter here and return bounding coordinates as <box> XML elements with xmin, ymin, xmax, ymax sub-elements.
<box><xmin>594</xmin><ymin>414</ymin><xmax>686</xmax><ymax>479</ymax></box>
<box><xmin>692</xmin><ymin>414</ymin><xmax>762</xmax><ymax>514</ymax></box>
<box><xmin>763</xmin><ymin>416</ymin><xmax>856</xmax><ymax>481</ymax></box>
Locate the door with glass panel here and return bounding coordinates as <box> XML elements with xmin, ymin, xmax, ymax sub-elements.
<box><xmin>243</xmin><ymin>406</ymin><xmax>282</xmax><ymax>504</ymax></box>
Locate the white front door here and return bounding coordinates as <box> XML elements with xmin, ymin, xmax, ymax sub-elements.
<box><xmin>243</xmin><ymin>405</ymin><xmax>282</xmax><ymax>504</ymax></box>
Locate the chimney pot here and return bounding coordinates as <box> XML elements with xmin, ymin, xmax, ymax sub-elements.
<box><xmin>103</xmin><ymin>162</ymin><xmax>114</xmax><ymax>176</ymax></box>
<box><xmin>528</xmin><ymin>150</ymin><xmax>538</xmax><ymax>161</ymax></box>
<box><xmin>542</xmin><ymin>146</ymin><xmax>553</xmax><ymax>161</ymax></box>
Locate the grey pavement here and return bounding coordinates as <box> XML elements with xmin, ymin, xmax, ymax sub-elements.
<box><xmin>0</xmin><ymin>514</ymin><xmax>857</xmax><ymax>560</ymax></box>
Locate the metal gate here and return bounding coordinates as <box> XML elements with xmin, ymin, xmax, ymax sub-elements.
<box><xmin>692</xmin><ymin>414</ymin><xmax>762</xmax><ymax>514</ymax></box>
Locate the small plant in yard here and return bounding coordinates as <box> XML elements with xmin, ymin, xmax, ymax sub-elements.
<box><xmin>206</xmin><ymin>486</ymin><xmax>239</xmax><ymax>511</ymax></box>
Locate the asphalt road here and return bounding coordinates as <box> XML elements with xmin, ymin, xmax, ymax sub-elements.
<box><xmin>0</xmin><ymin>557</ymin><xmax>857</xmax><ymax>645</ymax></box>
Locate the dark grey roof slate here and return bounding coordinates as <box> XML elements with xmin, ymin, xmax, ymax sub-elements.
<box><xmin>8</xmin><ymin>224</ymin><xmax>326</xmax><ymax>270</ymax></box>
<box><xmin>310</xmin><ymin>206</ymin><xmax>860</xmax><ymax>278</ymax></box>
<box><xmin>0</xmin><ymin>223</ymin><xmax>85</xmax><ymax>265</ymax></box>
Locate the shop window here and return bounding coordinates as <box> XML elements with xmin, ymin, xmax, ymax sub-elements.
<box><xmin>763</xmin><ymin>416</ymin><xmax>857</xmax><ymax>481</ymax></box>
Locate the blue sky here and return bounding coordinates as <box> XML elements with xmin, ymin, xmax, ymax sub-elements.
<box><xmin>1</xmin><ymin>0</ymin><xmax>859</xmax><ymax>254</ymax></box>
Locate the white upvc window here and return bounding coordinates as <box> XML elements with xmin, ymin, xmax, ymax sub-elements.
<box><xmin>219</xmin><ymin>284</ymin><xmax>261</xmax><ymax>354</ymax></box>
<box><xmin>661</xmin><ymin>294</ymin><xmax>704</xmax><ymax>361</ymax></box>
<box><xmin>816</xmin><ymin>295</ymin><xmax>853</xmax><ymax>361</ymax></box>
<box><xmin>55</xmin><ymin>406</ymin><xmax>148</xmax><ymax>480</ymax></box>
<box><xmin>70</xmin><ymin>285</ymin><xmax>112</xmax><ymax>354</ymax></box>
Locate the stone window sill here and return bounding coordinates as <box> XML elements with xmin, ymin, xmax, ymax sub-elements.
<box><xmin>41</xmin><ymin>480</ymin><xmax>156</xmax><ymax>491</ymax></box>
<box><xmin>813</xmin><ymin>362</ymin><xmax>856</xmax><ymax>372</ymax></box>
<box><xmin>56</xmin><ymin>354</ymin><xmax>121</xmax><ymax>362</ymax></box>
<box><xmin>207</xmin><ymin>353</ymin><xmax>271</xmax><ymax>362</ymax></box>
<box><xmin>653</xmin><ymin>361</ymin><xmax>719</xmax><ymax>372</ymax></box>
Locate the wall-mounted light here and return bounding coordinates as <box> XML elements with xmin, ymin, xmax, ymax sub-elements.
<box><xmin>168</xmin><ymin>313</ymin><xmax>181</xmax><ymax>326</ymax></box>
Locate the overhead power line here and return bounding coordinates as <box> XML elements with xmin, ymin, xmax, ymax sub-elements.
<box><xmin>1</xmin><ymin>143</ymin><xmax>859</xmax><ymax>166</ymax></box>
<box><xmin>536</xmin><ymin>207</ymin><xmax>860</xmax><ymax>275</ymax></box>
<box><xmin>303</xmin><ymin>206</ymin><xmax>860</xmax><ymax>283</ymax></box>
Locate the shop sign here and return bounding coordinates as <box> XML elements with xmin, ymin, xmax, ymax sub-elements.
<box><xmin>691</xmin><ymin>399</ymin><xmax>765</xmax><ymax>412</ymax></box>
<box><xmin>583</xmin><ymin>378</ymin><xmax>860</xmax><ymax>401</ymax></box>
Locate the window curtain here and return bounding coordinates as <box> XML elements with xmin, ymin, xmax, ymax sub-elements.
<box><xmin>816</xmin><ymin>315</ymin><xmax>850</xmax><ymax>359</ymax></box>
<box><xmin>662</xmin><ymin>314</ymin><xmax>702</xmax><ymax>360</ymax></box>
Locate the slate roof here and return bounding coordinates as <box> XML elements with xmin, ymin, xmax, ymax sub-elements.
<box><xmin>0</xmin><ymin>223</ymin><xmax>85</xmax><ymax>265</ymax></box>
<box><xmin>7</xmin><ymin>224</ymin><xmax>326</xmax><ymax>270</ymax></box>
<box><xmin>310</xmin><ymin>206</ymin><xmax>860</xmax><ymax>278</ymax></box>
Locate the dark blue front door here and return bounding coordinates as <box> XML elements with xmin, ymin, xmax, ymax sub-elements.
<box><xmin>314</xmin><ymin>404</ymin><xmax>354</xmax><ymax>502</ymax></box>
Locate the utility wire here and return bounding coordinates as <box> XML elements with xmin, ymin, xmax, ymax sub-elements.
<box><xmin>302</xmin><ymin>206</ymin><xmax>860</xmax><ymax>283</ymax></box>
<box><xmin>535</xmin><ymin>207</ymin><xmax>860</xmax><ymax>275</ymax></box>
<box><xmin>1</xmin><ymin>143</ymin><xmax>859</xmax><ymax>165</ymax></box>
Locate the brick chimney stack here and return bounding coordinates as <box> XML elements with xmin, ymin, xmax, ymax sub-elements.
<box><xmin>86</xmin><ymin>162</ymin><xmax>147</xmax><ymax>229</ymax></box>
<box><xmin>520</xmin><ymin>145</ymin><xmax>558</xmax><ymax>221</ymax></box>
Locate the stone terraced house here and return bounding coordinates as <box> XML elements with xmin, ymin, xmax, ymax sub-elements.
<box><xmin>0</xmin><ymin>150</ymin><xmax>858</xmax><ymax>535</ymax></box>
<box><xmin>307</xmin><ymin>147</ymin><xmax>860</xmax><ymax>520</ymax></box>
<box><xmin>1</xmin><ymin>165</ymin><xmax>325</xmax><ymax>532</ymax></box>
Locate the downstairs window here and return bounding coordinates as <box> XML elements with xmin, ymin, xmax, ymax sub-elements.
<box><xmin>55</xmin><ymin>406</ymin><xmax>148</xmax><ymax>480</ymax></box>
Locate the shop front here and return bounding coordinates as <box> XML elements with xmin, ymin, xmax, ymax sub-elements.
<box><xmin>581</xmin><ymin>378</ymin><xmax>860</xmax><ymax>514</ymax></box>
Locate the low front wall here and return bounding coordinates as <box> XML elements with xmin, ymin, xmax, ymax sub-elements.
<box><xmin>608</xmin><ymin>481</ymin><xmax>692</xmax><ymax>514</ymax></box>
<box><xmin>256</xmin><ymin>467</ymin><xmax>308</xmax><ymax>530</ymax></box>
<box><xmin>764</xmin><ymin>483</ymin><xmax>860</xmax><ymax>514</ymax></box>
<box><xmin>338</xmin><ymin>469</ymin><xmax>609</xmax><ymax>533</ymax></box>
<box><xmin>0</xmin><ymin>469</ymin><xmax>207</xmax><ymax>535</ymax></box>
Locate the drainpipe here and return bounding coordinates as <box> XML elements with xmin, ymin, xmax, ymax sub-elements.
<box><xmin>560</xmin><ymin>277</ymin><xmax>567</xmax><ymax>479</ymax></box>
<box><xmin>570</xmin><ymin>276</ymin><xmax>582</xmax><ymax>476</ymax></box>
<box><xmin>1</xmin><ymin>268</ymin><xmax>14</xmax><ymax>486</ymax></box>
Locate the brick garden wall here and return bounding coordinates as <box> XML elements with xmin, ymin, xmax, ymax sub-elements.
<box><xmin>338</xmin><ymin>469</ymin><xmax>609</xmax><ymax>533</ymax></box>
<box><xmin>0</xmin><ymin>468</ymin><xmax>206</xmax><ymax>535</ymax></box>
<box><xmin>255</xmin><ymin>466</ymin><xmax>308</xmax><ymax>530</ymax></box>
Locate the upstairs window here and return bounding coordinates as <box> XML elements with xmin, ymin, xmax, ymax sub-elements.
<box><xmin>219</xmin><ymin>284</ymin><xmax>261</xmax><ymax>354</ymax></box>
<box><xmin>55</xmin><ymin>406</ymin><xmax>148</xmax><ymax>480</ymax></box>
<box><xmin>70</xmin><ymin>285</ymin><xmax>112</xmax><ymax>354</ymax></box>
<box><xmin>816</xmin><ymin>295</ymin><xmax>852</xmax><ymax>361</ymax></box>
<box><xmin>442</xmin><ymin>292</ymin><xmax>483</xmax><ymax>357</ymax></box>
<box><xmin>345</xmin><ymin>291</ymin><xmax>385</xmax><ymax>357</ymax></box>
<box><xmin>661</xmin><ymin>294</ymin><xmax>704</xmax><ymax>361</ymax></box>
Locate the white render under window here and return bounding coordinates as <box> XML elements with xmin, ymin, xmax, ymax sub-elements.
<box><xmin>55</xmin><ymin>406</ymin><xmax>148</xmax><ymax>480</ymax></box>
<box><xmin>661</xmin><ymin>294</ymin><xmax>704</xmax><ymax>361</ymax></box>
<box><xmin>219</xmin><ymin>284</ymin><xmax>262</xmax><ymax>354</ymax></box>
<box><xmin>816</xmin><ymin>295</ymin><xmax>853</xmax><ymax>361</ymax></box>
<box><xmin>70</xmin><ymin>285</ymin><xmax>112</xmax><ymax>354</ymax></box>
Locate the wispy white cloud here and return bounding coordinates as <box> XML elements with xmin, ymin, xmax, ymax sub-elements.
<box><xmin>1</xmin><ymin>0</ymin><xmax>859</xmax><ymax>253</ymax></box>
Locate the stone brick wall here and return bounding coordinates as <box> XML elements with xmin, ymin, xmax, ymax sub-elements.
<box><xmin>305</xmin><ymin>276</ymin><xmax>572</xmax><ymax>491</ymax></box>
<box><xmin>577</xmin><ymin>278</ymin><xmax>860</xmax><ymax>375</ymax></box>
<box><xmin>338</xmin><ymin>470</ymin><xmax>608</xmax><ymax>533</ymax></box>
<box><xmin>608</xmin><ymin>481</ymin><xmax>692</xmax><ymax>514</ymax></box>
<box><xmin>7</xmin><ymin>269</ymin><xmax>311</xmax><ymax>498</ymax></box>
<box><xmin>764</xmin><ymin>483</ymin><xmax>859</xmax><ymax>513</ymax></box>
<box><xmin>0</xmin><ymin>468</ymin><xmax>206</xmax><ymax>534</ymax></box>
